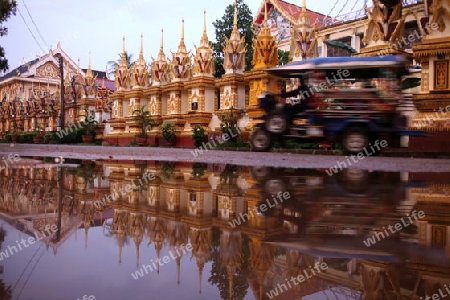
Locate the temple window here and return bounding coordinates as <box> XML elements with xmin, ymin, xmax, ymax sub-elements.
<box><xmin>191</xmin><ymin>98</ymin><xmax>198</xmax><ymax>111</ymax></box>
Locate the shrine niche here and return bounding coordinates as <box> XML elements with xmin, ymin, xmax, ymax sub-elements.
<box><xmin>188</xmin><ymin>90</ymin><xmax>203</xmax><ymax>112</ymax></box>
<box><xmin>36</xmin><ymin>62</ymin><xmax>60</xmax><ymax>79</ymax></box>
<box><xmin>149</xmin><ymin>97</ymin><xmax>158</xmax><ymax>115</ymax></box>
<box><xmin>168</xmin><ymin>94</ymin><xmax>180</xmax><ymax>115</ymax></box>
<box><xmin>220</xmin><ymin>89</ymin><xmax>234</xmax><ymax>110</ymax></box>
<box><xmin>434</xmin><ymin>60</ymin><xmax>449</xmax><ymax>90</ymax></box>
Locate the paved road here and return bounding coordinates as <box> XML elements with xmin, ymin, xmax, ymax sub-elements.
<box><xmin>1</xmin><ymin>144</ymin><xmax>450</xmax><ymax>172</ymax></box>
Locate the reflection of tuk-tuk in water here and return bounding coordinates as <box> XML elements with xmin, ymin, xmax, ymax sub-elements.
<box><xmin>251</xmin><ymin>166</ymin><xmax>425</xmax><ymax>235</ymax></box>
<box><xmin>251</xmin><ymin>55</ymin><xmax>427</xmax><ymax>154</ymax></box>
<box><xmin>251</xmin><ymin>167</ymin><xmax>445</xmax><ymax>264</ymax></box>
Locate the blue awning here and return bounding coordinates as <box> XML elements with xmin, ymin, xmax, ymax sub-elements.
<box><xmin>267</xmin><ymin>55</ymin><xmax>408</xmax><ymax>77</ymax></box>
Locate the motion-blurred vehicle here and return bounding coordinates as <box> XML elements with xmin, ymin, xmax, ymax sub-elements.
<box><xmin>250</xmin><ymin>55</ymin><xmax>427</xmax><ymax>154</ymax></box>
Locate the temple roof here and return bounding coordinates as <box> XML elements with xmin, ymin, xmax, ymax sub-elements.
<box><xmin>0</xmin><ymin>58</ymin><xmax>40</xmax><ymax>81</ymax></box>
<box><xmin>81</xmin><ymin>69</ymin><xmax>108</xmax><ymax>79</ymax></box>
<box><xmin>253</xmin><ymin>0</ymin><xmax>326</xmax><ymax>28</ymax></box>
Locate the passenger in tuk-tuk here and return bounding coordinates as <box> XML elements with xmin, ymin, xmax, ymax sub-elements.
<box><xmin>280</xmin><ymin>76</ymin><xmax>310</xmax><ymax>123</ymax></box>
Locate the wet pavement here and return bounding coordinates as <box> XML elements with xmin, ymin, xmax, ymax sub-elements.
<box><xmin>1</xmin><ymin>144</ymin><xmax>450</xmax><ymax>172</ymax></box>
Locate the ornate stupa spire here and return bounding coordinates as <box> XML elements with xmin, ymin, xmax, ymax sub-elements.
<box><xmin>223</xmin><ymin>1</ymin><xmax>246</xmax><ymax>74</ymax></box>
<box><xmin>115</xmin><ymin>37</ymin><xmax>131</xmax><ymax>90</ymax></box>
<box><xmin>84</xmin><ymin>52</ymin><xmax>97</xmax><ymax>96</ymax></box>
<box><xmin>357</xmin><ymin>0</ymin><xmax>405</xmax><ymax>56</ymax></box>
<box><xmin>201</xmin><ymin>9</ymin><xmax>208</xmax><ymax>47</ymax></box>
<box><xmin>148</xmin><ymin>217</ymin><xmax>166</xmax><ymax>275</ymax></box>
<box><xmin>120</xmin><ymin>36</ymin><xmax>127</xmax><ymax>66</ymax></box>
<box><xmin>168</xmin><ymin>19</ymin><xmax>192</xmax><ymax>81</ymax></box>
<box><xmin>118</xmin><ymin>232</ymin><xmax>124</xmax><ymax>264</ymax></box>
<box><xmin>177</xmin><ymin>256</ymin><xmax>181</xmax><ymax>285</ymax></box>
<box><xmin>252</xmin><ymin>1</ymin><xmax>278</xmax><ymax>69</ymax></box>
<box><xmin>151</xmin><ymin>29</ymin><xmax>169</xmax><ymax>84</ymax></box>
<box><xmin>192</xmin><ymin>10</ymin><xmax>214</xmax><ymax>77</ymax></box>
<box><xmin>189</xmin><ymin>228</ymin><xmax>212</xmax><ymax>295</ymax></box>
<box><xmin>131</xmin><ymin>34</ymin><xmax>149</xmax><ymax>88</ymax></box>
<box><xmin>77</xmin><ymin>58</ymin><xmax>81</xmax><ymax>75</ymax></box>
<box><xmin>290</xmin><ymin>0</ymin><xmax>318</xmax><ymax>61</ymax></box>
<box><xmin>86</xmin><ymin>52</ymin><xmax>94</xmax><ymax>79</ymax></box>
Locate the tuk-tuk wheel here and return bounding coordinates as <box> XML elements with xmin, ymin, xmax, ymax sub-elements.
<box><xmin>266</xmin><ymin>113</ymin><xmax>287</xmax><ymax>134</ymax></box>
<box><xmin>342</xmin><ymin>126</ymin><xmax>369</xmax><ymax>154</ymax></box>
<box><xmin>251</xmin><ymin>128</ymin><xmax>273</xmax><ymax>152</ymax></box>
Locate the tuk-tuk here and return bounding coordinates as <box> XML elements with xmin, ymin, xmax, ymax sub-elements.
<box><xmin>250</xmin><ymin>55</ymin><xmax>427</xmax><ymax>154</ymax></box>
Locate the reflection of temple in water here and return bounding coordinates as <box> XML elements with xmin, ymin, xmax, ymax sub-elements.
<box><xmin>1</xmin><ymin>161</ymin><xmax>450</xmax><ymax>299</ymax></box>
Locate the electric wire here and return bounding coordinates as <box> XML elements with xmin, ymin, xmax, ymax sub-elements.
<box><xmin>325</xmin><ymin>0</ymin><xmax>341</xmax><ymax>18</ymax></box>
<box><xmin>335</xmin><ymin>0</ymin><xmax>352</xmax><ymax>19</ymax></box>
<box><xmin>16</xmin><ymin>247</ymin><xmax>46</xmax><ymax>300</ymax></box>
<box><xmin>16</xmin><ymin>7</ymin><xmax>46</xmax><ymax>54</ymax></box>
<box><xmin>349</xmin><ymin>0</ymin><xmax>361</xmax><ymax>14</ymax></box>
<box><xmin>21</xmin><ymin>0</ymin><xmax>49</xmax><ymax>50</ymax></box>
<box><xmin>12</xmin><ymin>243</ymin><xmax>44</xmax><ymax>291</ymax></box>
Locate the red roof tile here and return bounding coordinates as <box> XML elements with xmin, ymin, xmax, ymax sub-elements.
<box><xmin>253</xmin><ymin>0</ymin><xmax>326</xmax><ymax>28</ymax></box>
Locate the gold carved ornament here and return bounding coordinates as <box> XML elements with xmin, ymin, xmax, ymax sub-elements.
<box><xmin>435</xmin><ymin>60</ymin><xmax>449</xmax><ymax>90</ymax></box>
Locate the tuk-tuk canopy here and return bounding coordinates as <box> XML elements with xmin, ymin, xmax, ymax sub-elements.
<box><xmin>267</xmin><ymin>55</ymin><xmax>409</xmax><ymax>79</ymax></box>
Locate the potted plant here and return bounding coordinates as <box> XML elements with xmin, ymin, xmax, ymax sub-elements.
<box><xmin>10</xmin><ymin>120</ymin><xmax>18</xmax><ymax>143</ymax></box>
<box><xmin>32</xmin><ymin>122</ymin><xmax>45</xmax><ymax>144</ymax></box>
<box><xmin>158</xmin><ymin>162</ymin><xmax>175</xmax><ymax>182</ymax></box>
<box><xmin>81</xmin><ymin>109</ymin><xmax>99</xmax><ymax>143</ymax></box>
<box><xmin>191</xmin><ymin>163</ymin><xmax>206</xmax><ymax>180</ymax></box>
<box><xmin>133</xmin><ymin>105</ymin><xmax>153</xmax><ymax>146</ymax></box>
<box><xmin>191</xmin><ymin>125</ymin><xmax>206</xmax><ymax>148</ymax></box>
<box><xmin>159</xmin><ymin>121</ymin><xmax>176</xmax><ymax>146</ymax></box>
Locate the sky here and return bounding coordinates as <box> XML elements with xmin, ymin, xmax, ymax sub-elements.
<box><xmin>1</xmin><ymin>0</ymin><xmax>362</xmax><ymax>74</ymax></box>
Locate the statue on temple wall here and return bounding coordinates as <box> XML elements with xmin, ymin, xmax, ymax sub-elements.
<box><xmin>83</xmin><ymin>76</ymin><xmax>97</xmax><ymax>97</ymax></box>
<box><xmin>71</xmin><ymin>75</ymin><xmax>84</xmax><ymax>102</ymax></box>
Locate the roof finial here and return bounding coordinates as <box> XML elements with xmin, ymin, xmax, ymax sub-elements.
<box><xmin>88</xmin><ymin>51</ymin><xmax>91</xmax><ymax>69</ymax></box>
<box><xmin>203</xmin><ymin>9</ymin><xmax>207</xmax><ymax>35</ymax></box>
<box><xmin>160</xmin><ymin>29</ymin><xmax>164</xmax><ymax>50</ymax></box>
<box><xmin>302</xmin><ymin>0</ymin><xmax>307</xmax><ymax>13</ymax></box>
<box><xmin>122</xmin><ymin>36</ymin><xmax>126</xmax><ymax>55</ymax></box>
<box><xmin>140</xmin><ymin>33</ymin><xmax>144</xmax><ymax>56</ymax></box>
<box><xmin>264</xmin><ymin>0</ymin><xmax>268</xmax><ymax>24</ymax></box>
<box><xmin>233</xmin><ymin>1</ymin><xmax>238</xmax><ymax>30</ymax></box>
<box><xmin>181</xmin><ymin>19</ymin><xmax>185</xmax><ymax>42</ymax></box>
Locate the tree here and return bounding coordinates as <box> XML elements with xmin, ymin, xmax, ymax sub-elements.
<box><xmin>212</xmin><ymin>0</ymin><xmax>254</xmax><ymax>78</ymax></box>
<box><xmin>277</xmin><ymin>50</ymin><xmax>290</xmax><ymax>65</ymax></box>
<box><xmin>106</xmin><ymin>51</ymin><xmax>134</xmax><ymax>78</ymax></box>
<box><xmin>0</xmin><ymin>0</ymin><xmax>17</xmax><ymax>73</ymax></box>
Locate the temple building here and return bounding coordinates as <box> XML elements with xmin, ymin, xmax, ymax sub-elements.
<box><xmin>0</xmin><ymin>43</ymin><xmax>115</xmax><ymax>140</ymax></box>
<box><xmin>0</xmin><ymin>0</ymin><xmax>448</xmax><ymax>150</ymax></box>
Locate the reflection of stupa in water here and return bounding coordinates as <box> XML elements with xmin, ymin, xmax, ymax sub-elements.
<box><xmin>2</xmin><ymin>160</ymin><xmax>450</xmax><ymax>299</ymax></box>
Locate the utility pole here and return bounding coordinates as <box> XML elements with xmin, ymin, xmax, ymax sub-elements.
<box><xmin>55</xmin><ymin>55</ymin><xmax>65</xmax><ymax>130</ymax></box>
